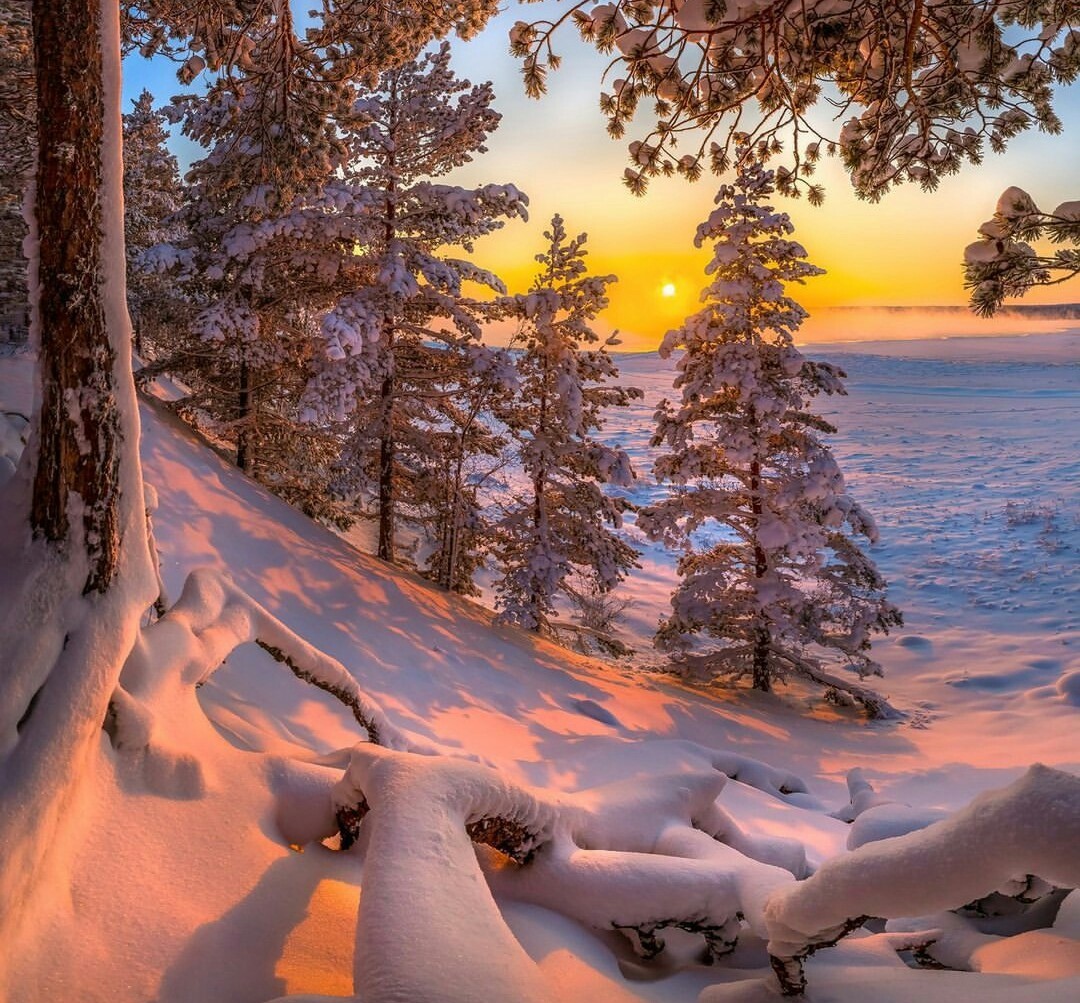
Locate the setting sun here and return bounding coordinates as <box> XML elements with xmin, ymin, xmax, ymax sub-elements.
<box><xmin>661</xmin><ymin>282</ymin><xmax>677</xmax><ymax>297</ymax></box>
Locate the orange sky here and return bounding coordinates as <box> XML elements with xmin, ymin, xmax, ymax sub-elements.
<box><xmin>450</xmin><ymin>11</ymin><xmax>1080</xmax><ymax>350</ymax></box>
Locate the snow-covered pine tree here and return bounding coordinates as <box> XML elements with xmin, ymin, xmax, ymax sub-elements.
<box><xmin>415</xmin><ymin>344</ymin><xmax>517</xmax><ymax>595</ymax></box>
<box><xmin>494</xmin><ymin>215</ymin><xmax>640</xmax><ymax>635</ymax></box>
<box><xmin>638</xmin><ymin>159</ymin><xmax>901</xmax><ymax>714</ymax></box>
<box><xmin>305</xmin><ymin>41</ymin><xmax>528</xmax><ymax>563</ymax></box>
<box><xmin>515</xmin><ymin>2</ymin><xmax>1079</xmax><ymax>203</ymax></box>
<box><xmin>121</xmin><ymin>89</ymin><xmax>186</xmax><ymax>358</ymax></box>
<box><xmin>148</xmin><ymin>7</ymin><xmax>362</xmax><ymax>519</ymax></box>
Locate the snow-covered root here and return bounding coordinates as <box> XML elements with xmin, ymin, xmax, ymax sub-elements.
<box><xmin>830</xmin><ymin>767</ymin><xmax>949</xmax><ymax>849</ymax></box>
<box><xmin>501</xmin><ymin>834</ymin><xmax>746</xmax><ymax>961</ymax></box>
<box><xmin>108</xmin><ymin>567</ymin><xmax>409</xmax><ymax>793</ymax></box>
<box><xmin>498</xmin><ymin>823</ymin><xmax>795</xmax><ymax>962</ymax></box>
<box><xmin>335</xmin><ymin>744</ymin><xmax>554</xmax><ymax>1003</ymax></box>
<box><xmin>333</xmin><ymin>740</ymin><xmax>809</xmax><ymax>867</ymax></box>
<box><xmin>326</xmin><ymin>743</ymin><xmax>804</xmax><ymax>1000</ymax></box>
<box><xmin>705</xmin><ymin>747</ymin><xmax>808</xmax><ymax>801</ymax></box>
<box><xmin>0</xmin><ymin>531</ymin><xmax>155</xmax><ymax>981</ymax></box>
<box><xmin>764</xmin><ymin>764</ymin><xmax>1080</xmax><ymax>994</ymax></box>
<box><xmin>676</xmin><ymin>650</ymin><xmax>902</xmax><ymax>719</ymax></box>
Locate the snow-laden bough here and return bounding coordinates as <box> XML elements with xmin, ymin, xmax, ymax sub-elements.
<box><xmin>765</xmin><ymin>764</ymin><xmax>1080</xmax><ymax>994</ymax></box>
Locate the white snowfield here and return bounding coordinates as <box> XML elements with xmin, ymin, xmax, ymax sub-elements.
<box><xmin>1</xmin><ymin>333</ymin><xmax>1079</xmax><ymax>1002</ymax></box>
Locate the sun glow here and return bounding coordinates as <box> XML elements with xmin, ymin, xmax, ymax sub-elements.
<box><xmin>661</xmin><ymin>282</ymin><xmax>677</xmax><ymax>298</ymax></box>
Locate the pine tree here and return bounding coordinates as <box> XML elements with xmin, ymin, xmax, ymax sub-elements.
<box><xmin>305</xmin><ymin>41</ymin><xmax>528</xmax><ymax>563</ymax></box>
<box><xmin>965</xmin><ymin>187</ymin><xmax>1080</xmax><ymax>316</ymax></box>
<box><xmin>148</xmin><ymin>7</ymin><xmax>363</xmax><ymax>517</ymax></box>
<box><xmin>516</xmin><ymin>2</ymin><xmax>1080</xmax><ymax>202</ymax></box>
<box><xmin>121</xmin><ymin>89</ymin><xmax>186</xmax><ymax>357</ymax></box>
<box><xmin>638</xmin><ymin>160</ymin><xmax>901</xmax><ymax>714</ymax></box>
<box><xmin>415</xmin><ymin>344</ymin><xmax>515</xmax><ymax>596</ymax></box>
<box><xmin>494</xmin><ymin>215</ymin><xmax>640</xmax><ymax>634</ymax></box>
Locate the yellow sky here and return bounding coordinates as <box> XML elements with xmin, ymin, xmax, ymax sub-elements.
<box><xmin>450</xmin><ymin>11</ymin><xmax>1080</xmax><ymax>350</ymax></box>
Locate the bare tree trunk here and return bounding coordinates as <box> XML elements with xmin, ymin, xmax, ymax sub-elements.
<box><xmin>748</xmin><ymin>425</ymin><xmax>771</xmax><ymax>692</ymax></box>
<box><xmin>443</xmin><ymin>448</ymin><xmax>465</xmax><ymax>590</ymax></box>
<box><xmin>377</xmin><ymin>369</ymin><xmax>395</xmax><ymax>562</ymax></box>
<box><xmin>236</xmin><ymin>358</ymin><xmax>253</xmax><ymax>474</ymax></box>
<box><xmin>752</xmin><ymin>623</ymin><xmax>771</xmax><ymax>693</ymax></box>
<box><xmin>375</xmin><ymin>84</ymin><xmax>398</xmax><ymax>565</ymax></box>
<box><xmin>526</xmin><ymin>381</ymin><xmax>549</xmax><ymax>632</ymax></box>
<box><xmin>31</xmin><ymin>0</ymin><xmax>120</xmax><ymax>594</ymax></box>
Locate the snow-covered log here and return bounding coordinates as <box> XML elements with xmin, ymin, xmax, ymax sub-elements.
<box><xmin>333</xmin><ymin>744</ymin><xmax>554</xmax><ymax>1003</ymax></box>
<box><xmin>830</xmin><ymin>768</ymin><xmax>948</xmax><ymax>849</ymax></box>
<box><xmin>765</xmin><ymin>764</ymin><xmax>1080</xmax><ymax>994</ymax></box>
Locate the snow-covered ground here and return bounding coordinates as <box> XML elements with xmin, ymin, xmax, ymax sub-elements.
<box><xmin>1</xmin><ymin>331</ymin><xmax>1078</xmax><ymax>1002</ymax></box>
<box><xmin>605</xmin><ymin>334</ymin><xmax>1079</xmax><ymax>804</ymax></box>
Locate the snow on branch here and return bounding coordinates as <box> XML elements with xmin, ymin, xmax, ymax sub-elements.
<box><xmin>513</xmin><ymin>1</ymin><xmax>1080</xmax><ymax>201</ymax></box>
<box><xmin>764</xmin><ymin>764</ymin><xmax>1080</xmax><ymax>994</ymax></box>
<box><xmin>966</xmin><ymin>187</ymin><xmax>1080</xmax><ymax>316</ymax></box>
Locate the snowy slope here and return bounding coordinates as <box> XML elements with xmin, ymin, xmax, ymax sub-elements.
<box><xmin>1</xmin><ymin>339</ymin><xmax>1079</xmax><ymax>1003</ymax></box>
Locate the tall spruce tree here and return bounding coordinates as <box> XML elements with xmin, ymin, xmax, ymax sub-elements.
<box><xmin>638</xmin><ymin>160</ymin><xmax>901</xmax><ymax>714</ymax></box>
<box><xmin>121</xmin><ymin>89</ymin><xmax>186</xmax><ymax>357</ymax></box>
<box><xmin>494</xmin><ymin>215</ymin><xmax>640</xmax><ymax>634</ymax></box>
<box><xmin>305</xmin><ymin>41</ymin><xmax>527</xmax><ymax>563</ymax></box>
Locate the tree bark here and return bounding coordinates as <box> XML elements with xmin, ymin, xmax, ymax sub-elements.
<box><xmin>236</xmin><ymin>358</ymin><xmax>253</xmax><ymax>474</ymax></box>
<box><xmin>31</xmin><ymin>0</ymin><xmax>120</xmax><ymax>594</ymax></box>
<box><xmin>748</xmin><ymin>424</ymin><xmax>771</xmax><ymax>692</ymax></box>
<box><xmin>377</xmin><ymin>369</ymin><xmax>395</xmax><ymax>562</ymax></box>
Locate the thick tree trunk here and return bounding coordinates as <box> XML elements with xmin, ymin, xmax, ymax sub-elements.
<box><xmin>30</xmin><ymin>0</ymin><xmax>120</xmax><ymax>594</ymax></box>
<box><xmin>0</xmin><ymin>2</ymin><xmax>155</xmax><ymax>984</ymax></box>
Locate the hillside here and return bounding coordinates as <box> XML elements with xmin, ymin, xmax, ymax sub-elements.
<box><xmin>1</xmin><ymin>343</ymin><xmax>1078</xmax><ymax>1002</ymax></box>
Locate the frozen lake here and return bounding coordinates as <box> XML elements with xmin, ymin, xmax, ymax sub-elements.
<box><xmin>605</xmin><ymin>333</ymin><xmax>1080</xmax><ymax>774</ymax></box>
